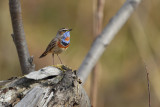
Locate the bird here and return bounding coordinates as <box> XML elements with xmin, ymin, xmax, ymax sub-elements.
<box><xmin>39</xmin><ymin>28</ymin><xmax>72</xmax><ymax>64</ymax></box>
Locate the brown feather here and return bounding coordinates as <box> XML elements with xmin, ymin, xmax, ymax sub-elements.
<box><xmin>39</xmin><ymin>38</ymin><xmax>57</xmax><ymax>58</ymax></box>
<box><xmin>39</xmin><ymin>51</ymin><xmax>48</xmax><ymax>58</ymax></box>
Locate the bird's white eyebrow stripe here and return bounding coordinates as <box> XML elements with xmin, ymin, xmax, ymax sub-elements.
<box><xmin>61</xmin><ymin>28</ymin><xmax>68</xmax><ymax>31</ymax></box>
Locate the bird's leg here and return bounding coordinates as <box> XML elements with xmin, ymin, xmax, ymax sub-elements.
<box><xmin>52</xmin><ymin>53</ymin><xmax>54</xmax><ymax>65</ymax></box>
<box><xmin>57</xmin><ymin>54</ymin><xmax>62</xmax><ymax>64</ymax></box>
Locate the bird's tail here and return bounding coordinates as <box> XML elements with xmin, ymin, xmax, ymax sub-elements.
<box><xmin>39</xmin><ymin>51</ymin><xmax>48</xmax><ymax>58</ymax></box>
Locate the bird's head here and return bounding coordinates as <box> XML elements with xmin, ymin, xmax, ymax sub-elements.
<box><xmin>57</xmin><ymin>28</ymin><xmax>72</xmax><ymax>37</ymax></box>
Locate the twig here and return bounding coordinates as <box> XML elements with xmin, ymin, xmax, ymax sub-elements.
<box><xmin>78</xmin><ymin>0</ymin><xmax>142</xmax><ymax>83</ymax></box>
<box><xmin>130</xmin><ymin>14</ymin><xmax>160</xmax><ymax>101</ymax></box>
<box><xmin>90</xmin><ymin>0</ymin><xmax>105</xmax><ymax>106</ymax></box>
<box><xmin>11</xmin><ymin>34</ymin><xmax>15</xmax><ymax>43</ymax></box>
<box><xmin>145</xmin><ymin>64</ymin><xmax>151</xmax><ymax>107</ymax></box>
<box><xmin>9</xmin><ymin>0</ymin><xmax>35</xmax><ymax>74</ymax></box>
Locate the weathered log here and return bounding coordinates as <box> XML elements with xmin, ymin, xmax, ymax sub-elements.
<box><xmin>0</xmin><ymin>65</ymin><xmax>91</xmax><ymax>107</ymax></box>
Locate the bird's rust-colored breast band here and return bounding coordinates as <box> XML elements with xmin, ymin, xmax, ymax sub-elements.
<box><xmin>58</xmin><ymin>40</ymin><xmax>69</xmax><ymax>48</ymax></box>
<box><xmin>65</xmin><ymin>37</ymin><xmax>70</xmax><ymax>41</ymax></box>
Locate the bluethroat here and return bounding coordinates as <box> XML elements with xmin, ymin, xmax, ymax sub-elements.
<box><xmin>39</xmin><ymin>28</ymin><xmax>72</xmax><ymax>64</ymax></box>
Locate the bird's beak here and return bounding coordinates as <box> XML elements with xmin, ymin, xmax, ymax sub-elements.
<box><xmin>68</xmin><ymin>29</ymin><xmax>72</xmax><ymax>31</ymax></box>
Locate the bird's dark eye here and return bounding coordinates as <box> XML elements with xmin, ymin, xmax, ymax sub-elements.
<box><xmin>59</xmin><ymin>31</ymin><xmax>64</xmax><ymax>35</ymax></box>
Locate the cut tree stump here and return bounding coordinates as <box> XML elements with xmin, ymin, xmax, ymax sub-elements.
<box><xmin>0</xmin><ymin>65</ymin><xmax>91</xmax><ymax>107</ymax></box>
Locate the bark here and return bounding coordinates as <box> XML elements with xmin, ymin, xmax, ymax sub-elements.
<box><xmin>0</xmin><ymin>65</ymin><xmax>91</xmax><ymax>107</ymax></box>
<box><xmin>9</xmin><ymin>0</ymin><xmax>35</xmax><ymax>74</ymax></box>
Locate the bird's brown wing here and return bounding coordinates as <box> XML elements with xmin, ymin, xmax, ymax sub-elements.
<box><xmin>45</xmin><ymin>38</ymin><xmax>57</xmax><ymax>52</ymax></box>
<box><xmin>39</xmin><ymin>38</ymin><xmax>57</xmax><ymax>58</ymax></box>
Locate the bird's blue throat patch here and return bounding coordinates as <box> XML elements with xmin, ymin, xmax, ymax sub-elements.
<box><xmin>61</xmin><ymin>31</ymin><xmax>70</xmax><ymax>46</ymax></box>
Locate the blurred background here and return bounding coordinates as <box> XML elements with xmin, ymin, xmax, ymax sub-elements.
<box><xmin>0</xmin><ymin>0</ymin><xmax>160</xmax><ymax>107</ymax></box>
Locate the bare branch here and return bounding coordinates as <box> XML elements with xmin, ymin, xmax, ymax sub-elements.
<box><xmin>90</xmin><ymin>0</ymin><xmax>105</xmax><ymax>106</ymax></box>
<box><xmin>145</xmin><ymin>64</ymin><xmax>151</xmax><ymax>107</ymax></box>
<box><xmin>78</xmin><ymin>0</ymin><xmax>142</xmax><ymax>83</ymax></box>
<box><xmin>9</xmin><ymin>0</ymin><xmax>35</xmax><ymax>74</ymax></box>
